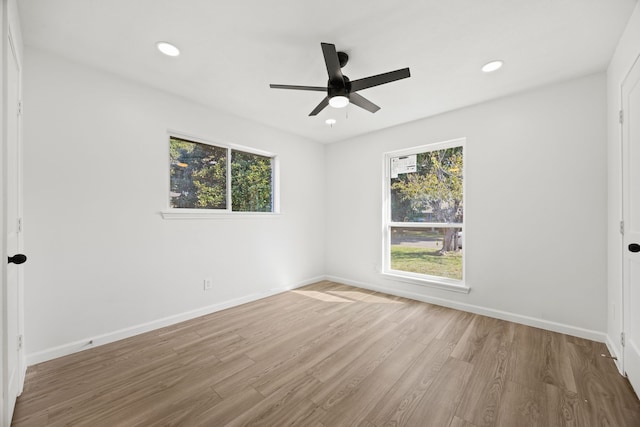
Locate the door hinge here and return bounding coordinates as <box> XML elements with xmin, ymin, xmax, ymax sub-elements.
<box><xmin>17</xmin><ymin>335</ymin><xmax>23</xmax><ymax>350</ymax></box>
<box><xmin>621</xmin><ymin>332</ymin><xmax>625</xmax><ymax>347</ymax></box>
<box><xmin>619</xmin><ymin>109</ymin><xmax>624</xmax><ymax>124</ymax></box>
<box><xmin>17</xmin><ymin>218</ymin><xmax>22</xmax><ymax>233</ymax></box>
<box><xmin>620</xmin><ymin>220</ymin><xmax>624</xmax><ymax>235</ymax></box>
<box><xmin>17</xmin><ymin>100</ymin><xmax>22</xmax><ymax>116</ymax></box>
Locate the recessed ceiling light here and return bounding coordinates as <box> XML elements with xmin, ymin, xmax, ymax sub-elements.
<box><xmin>325</xmin><ymin>118</ymin><xmax>337</xmax><ymax>126</ymax></box>
<box><xmin>156</xmin><ymin>41</ymin><xmax>180</xmax><ymax>57</ymax></box>
<box><xmin>482</xmin><ymin>60</ymin><xmax>503</xmax><ymax>73</ymax></box>
<box><xmin>329</xmin><ymin>96</ymin><xmax>349</xmax><ymax>108</ymax></box>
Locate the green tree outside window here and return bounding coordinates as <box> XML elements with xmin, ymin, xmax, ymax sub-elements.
<box><xmin>169</xmin><ymin>137</ymin><xmax>273</xmax><ymax>212</ymax></box>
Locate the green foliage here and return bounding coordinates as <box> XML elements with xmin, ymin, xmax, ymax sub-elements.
<box><xmin>170</xmin><ymin>137</ymin><xmax>227</xmax><ymax>209</ymax></box>
<box><xmin>390</xmin><ymin>146</ymin><xmax>463</xmax><ymax>253</ymax></box>
<box><xmin>169</xmin><ymin>137</ymin><xmax>273</xmax><ymax>212</ymax></box>
<box><xmin>390</xmin><ymin>146</ymin><xmax>463</xmax><ymax>223</ymax></box>
<box><xmin>231</xmin><ymin>150</ymin><xmax>273</xmax><ymax>212</ymax></box>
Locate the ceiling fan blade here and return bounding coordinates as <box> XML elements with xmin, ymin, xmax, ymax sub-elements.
<box><xmin>321</xmin><ymin>43</ymin><xmax>344</xmax><ymax>84</ymax></box>
<box><xmin>349</xmin><ymin>93</ymin><xmax>380</xmax><ymax>113</ymax></box>
<box><xmin>269</xmin><ymin>84</ymin><xmax>326</xmax><ymax>92</ymax></box>
<box><xmin>309</xmin><ymin>97</ymin><xmax>329</xmax><ymax>116</ymax></box>
<box><xmin>350</xmin><ymin>68</ymin><xmax>411</xmax><ymax>92</ymax></box>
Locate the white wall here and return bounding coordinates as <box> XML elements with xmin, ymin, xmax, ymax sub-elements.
<box><xmin>325</xmin><ymin>73</ymin><xmax>608</xmax><ymax>338</ymax></box>
<box><xmin>22</xmin><ymin>48</ymin><xmax>326</xmax><ymax>362</ymax></box>
<box><xmin>607</xmin><ymin>2</ymin><xmax>640</xmax><ymax>365</ymax></box>
<box><xmin>21</xmin><ymin>46</ymin><xmax>612</xmax><ymax>363</ymax></box>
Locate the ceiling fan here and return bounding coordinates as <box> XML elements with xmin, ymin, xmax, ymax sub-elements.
<box><xmin>270</xmin><ymin>42</ymin><xmax>411</xmax><ymax>116</ymax></box>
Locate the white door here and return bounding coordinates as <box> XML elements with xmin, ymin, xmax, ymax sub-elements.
<box><xmin>3</xmin><ymin>27</ymin><xmax>24</xmax><ymax>425</ymax></box>
<box><xmin>622</xmin><ymin>54</ymin><xmax>640</xmax><ymax>397</ymax></box>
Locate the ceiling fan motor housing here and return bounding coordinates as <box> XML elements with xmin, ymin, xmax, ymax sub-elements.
<box><xmin>337</xmin><ymin>51</ymin><xmax>349</xmax><ymax>68</ymax></box>
<box><xmin>328</xmin><ymin>75</ymin><xmax>351</xmax><ymax>100</ymax></box>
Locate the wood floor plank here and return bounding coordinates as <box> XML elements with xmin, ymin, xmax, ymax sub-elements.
<box><xmin>365</xmin><ymin>337</ymin><xmax>453</xmax><ymax>426</ymax></box>
<box><xmin>252</xmin><ymin>300</ymin><xmax>401</xmax><ymax>396</ymax></box>
<box><xmin>454</xmin><ymin>317</ymin><xmax>514</xmax><ymax>426</ymax></box>
<box><xmin>543</xmin><ymin>382</ymin><xmax>581</xmax><ymax>427</ymax></box>
<box><xmin>437</xmin><ymin>309</ymin><xmax>476</xmax><ymax>345</ymax></box>
<box><xmin>11</xmin><ymin>281</ymin><xmax>640</xmax><ymax>426</ymax></box>
<box><xmin>211</xmin><ymin>312</ymin><xmax>358</xmax><ymax>399</ymax></box>
<box><xmin>398</xmin><ymin>302</ymin><xmax>458</xmax><ymax>345</ymax></box>
<box><xmin>215</xmin><ymin>308</ymin><xmax>318</xmax><ymax>363</ymax></box>
<box><xmin>133</xmin><ymin>390</ymin><xmax>221</xmax><ymax>427</ymax></box>
<box><xmin>225</xmin><ymin>375</ymin><xmax>324</xmax><ymax>427</ymax></box>
<box><xmin>317</xmin><ymin>337</ymin><xmax>428</xmax><ymax>426</ymax></box>
<box><xmin>508</xmin><ymin>324</ymin><xmax>578</xmax><ymax>394</ymax></box>
<box><xmin>304</xmin><ymin>307</ymin><xmax>408</xmax><ymax>384</ymax></box>
<box><xmin>452</xmin><ymin>316</ymin><xmax>509</xmax><ymax>364</ymax></box>
<box><xmin>567</xmin><ymin>339</ymin><xmax>640</xmax><ymax>427</ymax></box>
<box><xmin>100</xmin><ymin>384</ymin><xmax>222</xmax><ymax>427</ymax></box>
<box><xmin>44</xmin><ymin>352</ymin><xmax>222</xmax><ymax>426</ymax></box>
<box><xmin>308</xmin><ymin>325</ymin><xmax>414</xmax><ymax>408</ymax></box>
<box><xmin>15</xmin><ymin>348</ymin><xmax>181</xmax><ymax>418</ymax></box>
<box><xmin>449</xmin><ymin>416</ymin><xmax>479</xmax><ymax>427</ymax></box>
<box><xmin>404</xmin><ymin>357</ymin><xmax>474</xmax><ymax>426</ymax></box>
<box><xmin>189</xmin><ymin>387</ymin><xmax>264</xmax><ymax>426</ymax></box>
<box><xmin>540</xmin><ymin>332</ymin><xmax>578</xmax><ymax>393</ymax></box>
<box><xmin>494</xmin><ymin>380</ymin><xmax>543</xmax><ymax>427</ymax></box>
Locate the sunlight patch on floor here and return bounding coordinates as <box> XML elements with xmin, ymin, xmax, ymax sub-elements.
<box><xmin>361</xmin><ymin>293</ymin><xmax>404</xmax><ymax>304</ymax></box>
<box><xmin>327</xmin><ymin>290</ymin><xmax>404</xmax><ymax>304</ymax></box>
<box><xmin>292</xmin><ymin>290</ymin><xmax>353</xmax><ymax>303</ymax></box>
<box><xmin>326</xmin><ymin>290</ymin><xmax>373</xmax><ymax>301</ymax></box>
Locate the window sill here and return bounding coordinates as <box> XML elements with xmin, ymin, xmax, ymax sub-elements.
<box><xmin>160</xmin><ymin>209</ymin><xmax>282</xmax><ymax>220</ymax></box>
<box><xmin>381</xmin><ymin>271</ymin><xmax>470</xmax><ymax>294</ymax></box>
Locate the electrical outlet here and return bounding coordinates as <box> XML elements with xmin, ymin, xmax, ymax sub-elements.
<box><xmin>203</xmin><ymin>278</ymin><xmax>212</xmax><ymax>291</ymax></box>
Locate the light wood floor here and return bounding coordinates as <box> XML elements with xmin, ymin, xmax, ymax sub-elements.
<box><xmin>12</xmin><ymin>281</ymin><xmax>640</xmax><ymax>426</ymax></box>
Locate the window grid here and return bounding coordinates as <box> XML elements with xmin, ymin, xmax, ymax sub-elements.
<box><xmin>169</xmin><ymin>135</ymin><xmax>276</xmax><ymax>213</ymax></box>
<box><xmin>383</xmin><ymin>139</ymin><xmax>465</xmax><ymax>287</ymax></box>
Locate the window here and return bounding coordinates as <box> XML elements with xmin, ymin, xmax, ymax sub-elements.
<box><xmin>383</xmin><ymin>139</ymin><xmax>465</xmax><ymax>290</ymax></box>
<box><xmin>169</xmin><ymin>136</ymin><xmax>275</xmax><ymax>213</ymax></box>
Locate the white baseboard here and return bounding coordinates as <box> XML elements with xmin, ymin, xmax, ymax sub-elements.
<box><xmin>27</xmin><ymin>274</ymin><xmax>610</xmax><ymax>366</ymax></box>
<box><xmin>326</xmin><ymin>275</ymin><xmax>608</xmax><ymax>343</ymax></box>
<box><xmin>605</xmin><ymin>334</ymin><xmax>624</xmax><ymax>374</ymax></box>
<box><xmin>26</xmin><ymin>276</ymin><xmax>323</xmax><ymax>366</ymax></box>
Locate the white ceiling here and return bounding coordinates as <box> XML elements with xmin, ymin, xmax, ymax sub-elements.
<box><xmin>18</xmin><ymin>0</ymin><xmax>636</xmax><ymax>144</ymax></box>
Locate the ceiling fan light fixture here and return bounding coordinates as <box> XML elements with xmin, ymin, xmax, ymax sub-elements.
<box><xmin>329</xmin><ymin>95</ymin><xmax>349</xmax><ymax>108</ymax></box>
<box><xmin>156</xmin><ymin>41</ymin><xmax>180</xmax><ymax>57</ymax></box>
<box><xmin>325</xmin><ymin>118</ymin><xmax>337</xmax><ymax>126</ymax></box>
<box><xmin>482</xmin><ymin>60</ymin><xmax>503</xmax><ymax>73</ymax></box>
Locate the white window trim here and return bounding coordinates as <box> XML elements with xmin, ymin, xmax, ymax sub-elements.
<box><xmin>382</xmin><ymin>138</ymin><xmax>468</xmax><ymax>292</ymax></box>
<box><xmin>160</xmin><ymin>210</ymin><xmax>282</xmax><ymax>220</ymax></box>
<box><xmin>381</xmin><ymin>271</ymin><xmax>470</xmax><ymax>293</ymax></box>
<box><xmin>162</xmin><ymin>130</ymin><xmax>280</xmax><ymax>219</ymax></box>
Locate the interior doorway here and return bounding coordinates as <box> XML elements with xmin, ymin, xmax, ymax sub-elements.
<box><xmin>622</xmin><ymin>53</ymin><xmax>640</xmax><ymax>397</ymax></box>
<box><xmin>2</xmin><ymin>19</ymin><xmax>25</xmax><ymax>425</ymax></box>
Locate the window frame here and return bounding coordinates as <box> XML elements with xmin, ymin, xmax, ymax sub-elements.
<box><xmin>382</xmin><ymin>138</ymin><xmax>469</xmax><ymax>293</ymax></box>
<box><xmin>161</xmin><ymin>131</ymin><xmax>280</xmax><ymax>219</ymax></box>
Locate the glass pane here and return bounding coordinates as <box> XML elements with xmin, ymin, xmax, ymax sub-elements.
<box><xmin>390</xmin><ymin>226</ymin><xmax>463</xmax><ymax>280</ymax></box>
<box><xmin>170</xmin><ymin>137</ymin><xmax>227</xmax><ymax>209</ymax></box>
<box><xmin>390</xmin><ymin>146</ymin><xmax>463</xmax><ymax>223</ymax></box>
<box><xmin>231</xmin><ymin>150</ymin><xmax>273</xmax><ymax>212</ymax></box>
